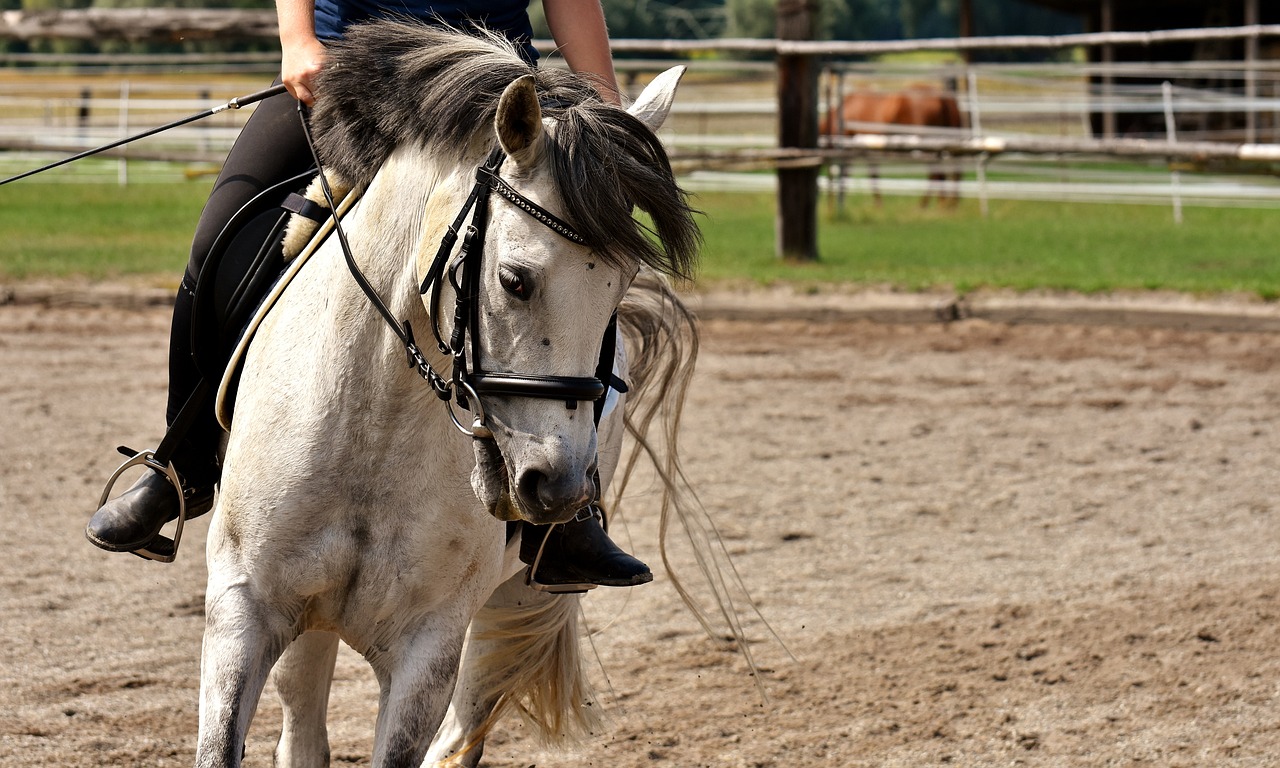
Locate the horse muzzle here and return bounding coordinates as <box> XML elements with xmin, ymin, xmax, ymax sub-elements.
<box><xmin>511</xmin><ymin>462</ymin><xmax>596</xmax><ymax>525</ymax></box>
<box><xmin>471</xmin><ymin>434</ymin><xmax>597</xmax><ymax>525</ymax></box>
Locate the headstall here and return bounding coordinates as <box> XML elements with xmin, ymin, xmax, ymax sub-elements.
<box><xmin>300</xmin><ymin>108</ymin><xmax>621</xmax><ymax>439</ymax></box>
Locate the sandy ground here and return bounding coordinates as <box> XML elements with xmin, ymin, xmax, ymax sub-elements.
<box><xmin>2</xmin><ymin>292</ymin><xmax>1280</xmax><ymax>767</ymax></box>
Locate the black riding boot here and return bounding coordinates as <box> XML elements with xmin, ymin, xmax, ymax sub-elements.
<box><xmin>85</xmin><ymin>471</ymin><xmax>215</xmax><ymax>553</ymax></box>
<box><xmin>86</xmin><ymin>278</ymin><xmax>220</xmax><ymax>555</ymax></box>
<box><xmin>520</xmin><ymin>506</ymin><xmax>653</xmax><ymax>592</ymax></box>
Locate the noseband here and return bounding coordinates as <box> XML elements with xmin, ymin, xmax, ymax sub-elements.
<box><xmin>301</xmin><ymin>110</ymin><xmax>619</xmax><ymax>438</ymax></box>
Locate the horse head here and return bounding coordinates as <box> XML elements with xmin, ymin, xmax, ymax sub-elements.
<box><xmin>460</xmin><ymin>68</ymin><xmax>689</xmax><ymax>525</ymax></box>
<box><xmin>310</xmin><ymin>23</ymin><xmax>697</xmax><ymax>525</ymax></box>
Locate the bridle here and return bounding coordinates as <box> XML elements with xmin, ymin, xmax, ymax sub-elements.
<box><xmin>300</xmin><ymin>108</ymin><xmax>621</xmax><ymax>439</ymax></box>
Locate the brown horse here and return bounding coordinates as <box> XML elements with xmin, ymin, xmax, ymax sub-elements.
<box><xmin>820</xmin><ymin>87</ymin><xmax>963</xmax><ymax>207</ymax></box>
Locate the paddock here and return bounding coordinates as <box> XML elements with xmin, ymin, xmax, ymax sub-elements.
<box><xmin>2</xmin><ymin>290</ymin><xmax>1278</xmax><ymax>766</ymax></box>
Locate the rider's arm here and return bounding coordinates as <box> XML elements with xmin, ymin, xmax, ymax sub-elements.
<box><xmin>276</xmin><ymin>0</ymin><xmax>327</xmax><ymax>105</ymax></box>
<box><xmin>543</xmin><ymin>0</ymin><xmax>621</xmax><ymax>106</ymax></box>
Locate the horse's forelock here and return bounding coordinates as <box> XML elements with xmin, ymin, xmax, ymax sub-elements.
<box><xmin>540</xmin><ymin>102</ymin><xmax>700</xmax><ymax>280</ymax></box>
<box><xmin>312</xmin><ymin>19</ymin><xmax>699</xmax><ymax>279</ymax></box>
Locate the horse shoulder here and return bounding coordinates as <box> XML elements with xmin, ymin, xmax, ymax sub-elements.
<box><xmin>835</xmin><ymin>92</ymin><xmax>880</xmax><ymax>135</ymax></box>
<box><xmin>877</xmin><ymin>94</ymin><xmax>909</xmax><ymax>127</ymax></box>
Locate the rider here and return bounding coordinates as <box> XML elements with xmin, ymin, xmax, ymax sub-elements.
<box><xmin>85</xmin><ymin>0</ymin><xmax>652</xmax><ymax>590</ymax></box>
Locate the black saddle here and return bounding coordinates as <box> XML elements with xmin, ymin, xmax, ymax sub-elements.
<box><xmin>190</xmin><ymin>170</ymin><xmax>322</xmax><ymax>391</ymax></box>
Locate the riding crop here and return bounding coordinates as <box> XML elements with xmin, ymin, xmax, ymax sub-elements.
<box><xmin>0</xmin><ymin>83</ymin><xmax>288</xmax><ymax>186</ymax></box>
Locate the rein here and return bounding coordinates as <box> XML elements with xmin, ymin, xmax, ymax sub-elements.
<box><xmin>297</xmin><ymin>105</ymin><xmax>615</xmax><ymax>439</ymax></box>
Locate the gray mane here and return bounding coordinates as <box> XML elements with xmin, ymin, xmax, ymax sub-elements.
<box><xmin>311</xmin><ymin>19</ymin><xmax>699</xmax><ymax>278</ymax></box>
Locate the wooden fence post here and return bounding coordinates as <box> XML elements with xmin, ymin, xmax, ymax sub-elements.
<box><xmin>776</xmin><ymin>0</ymin><xmax>819</xmax><ymax>262</ymax></box>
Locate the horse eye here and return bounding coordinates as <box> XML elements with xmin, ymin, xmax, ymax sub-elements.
<box><xmin>499</xmin><ymin>268</ymin><xmax>529</xmax><ymax>300</ymax></box>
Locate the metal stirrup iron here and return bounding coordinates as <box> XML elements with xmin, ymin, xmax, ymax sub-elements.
<box><xmin>97</xmin><ymin>449</ymin><xmax>189</xmax><ymax>563</ymax></box>
<box><xmin>523</xmin><ymin>505</ymin><xmax>604</xmax><ymax>595</ymax></box>
<box><xmin>94</xmin><ymin>379</ymin><xmax>212</xmax><ymax>562</ymax></box>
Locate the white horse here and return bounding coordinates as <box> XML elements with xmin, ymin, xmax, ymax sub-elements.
<box><xmin>196</xmin><ymin>21</ymin><xmax>704</xmax><ymax>768</ymax></box>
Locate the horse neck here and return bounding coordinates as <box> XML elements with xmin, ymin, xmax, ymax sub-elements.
<box><xmin>342</xmin><ymin>147</ymin><xmax>475</xmax><ymax>335</ymax></box>
<box><xmin>309</xmin><ymin>150</ymin><xmax>469</xmax><ymax>423</ymax></box>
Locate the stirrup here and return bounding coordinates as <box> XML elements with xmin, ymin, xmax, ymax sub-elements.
<box><xmin>96</xmin><ymin>447</ymin><xmax>188</xmax><ymax>563</ymax></box>
<box><xmin>523</xmin><ymin>506</ymin><xmax>599</xmax><ymax>595</ymax></box>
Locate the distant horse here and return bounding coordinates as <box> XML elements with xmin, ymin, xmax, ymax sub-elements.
<box><xmin>195</xmin><ymin>21</ymin><xmax>709</xmax><ymax>768</ymax></box>
<box><xmin>820</xmin><ymin>86</ymin><xmax>963</xmax><ymax>207</ymax></box>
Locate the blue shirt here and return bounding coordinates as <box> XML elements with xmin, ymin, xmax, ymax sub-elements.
<box><xmin>314</xmin><ymin>0</ymin><xmax>537</xmax><ymax>63</ymax></box>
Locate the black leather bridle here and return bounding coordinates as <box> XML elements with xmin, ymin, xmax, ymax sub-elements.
<box><xmin>300</xmin><ymin>109</ymin><xmax>621</xmax><ymax>438</ymax></box>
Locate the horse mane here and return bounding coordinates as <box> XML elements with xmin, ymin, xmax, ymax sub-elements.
<box><xmin>311</xmin><ymin>18</ymin><xmax>699</xmax><ymax>278</ymax></box>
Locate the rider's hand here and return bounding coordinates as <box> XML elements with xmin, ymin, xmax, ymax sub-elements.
<box><xmin>281</xmin><ymin>34</ymin><xmax>327</xmax><ymax>106</ymax></box>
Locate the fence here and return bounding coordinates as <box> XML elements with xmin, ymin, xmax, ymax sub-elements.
<box><xmin>811</xmin><ymin>58</ymin><xmax>1280</xmax><ymax>219</ymax></box>
<box><xmin>5</xmin><ymin>23</ymin><xmax>1280</xmax><ymax>217</ymax></box>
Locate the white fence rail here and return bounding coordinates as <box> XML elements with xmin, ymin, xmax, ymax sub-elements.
<box><xmin>5</xmin><ymin>35</ymin><xmax>1280</xmax><ymax>208</ymax></box>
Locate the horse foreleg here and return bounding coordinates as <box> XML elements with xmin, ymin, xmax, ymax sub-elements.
<box><xmin>946</xmin><ymin>167</ymin><xmax>961</xmax><ymax>208</ymax></box>
<box><xmin>195</xmin><ymin>579</ymin><xmax>293</xmax><ymax>768</ymax></box>
<box><xmin>368</xmin><ymin>625</ymin><xmax>468</xmax><ymax>768</ymax></box>
<box><xmin>421</xmin><ymin>629</ymin><xmax>502</xmax><ymax>767</ymax></box>
<box><xmin>273</xmin><ymin>630</ymin><xmax>341</xmax><ymax>768</ymax></box>
<box><xmin>935</xmin><ymin>152</ymin><xmax>960</xmax><ymax>208</ymax></box>
<box><xmin>922</xmin><ymin>168</ymin><xmax>944</xmax><ymax>208</ymax></box>
<box><xmin>423</xmin><ymin>573</ymin><xmax>587</xmax><ymax>767</ymax></box>
<box><xmin>869</xmin><ymin>160</ymin><xmax>883</xmax><ymax>207</ymax></box>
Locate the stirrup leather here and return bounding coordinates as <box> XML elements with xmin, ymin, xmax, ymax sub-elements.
<box><xmin>523</xmin><ymin>505</ymin><xmax>601</xmax><ymax>595</ymax></box>
<box><xmin>96</xmin><ymin>447</ymin><xmax>188</xmax><ymax>563</ymax></box>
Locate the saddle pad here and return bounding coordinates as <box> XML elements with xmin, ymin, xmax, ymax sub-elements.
<box><xmin>215</xmin><ymin>187</ymin><xmax>363</xmax><ymax>430</ymax></box>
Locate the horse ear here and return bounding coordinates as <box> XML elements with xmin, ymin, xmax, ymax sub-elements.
<box><xmin>627</xmin><ymin>65</ymin><xmax>685</xmax><ymax>133</ymax></box>
<box><xmin>495</xmin><ymin>74</ymin><xmax>543</xmax><ymax>166</ymax></box>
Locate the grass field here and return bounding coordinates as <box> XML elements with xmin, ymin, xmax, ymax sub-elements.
<box><xmin>697</xmin><ymin>192</ymin><xmax>1280</xmax><ymax>297</ymax></box>
<box><xmin>0</xmin><ymin>179</ymin><xmax>208</xmax><ymax>283</ymax></box>
<box><xmin>2</xmin><ymin>177</ymin><xmax>1279</xmax><ymax>298</ymax></box>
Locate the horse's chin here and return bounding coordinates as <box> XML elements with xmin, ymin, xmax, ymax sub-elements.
<box><xmin>471</xmin><ymin>437</ymin><xmax>523</xmax><ymax>522</ymax></box>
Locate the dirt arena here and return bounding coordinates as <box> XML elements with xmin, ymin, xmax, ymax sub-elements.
<box><xmin>2</xmin><ymin>288</ymin><xmax>1280</xmax><ymax>767</ymax></box>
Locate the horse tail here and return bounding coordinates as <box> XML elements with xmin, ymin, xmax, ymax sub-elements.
<box><xmin>613</xmin><ymin>270</ymin><xmax>783</xmax><ymax>693</ymax></box>
<box><xmin>455</xmin><ymin>587</ymin><xmax>599</xmax><ymax>753</ymax></box>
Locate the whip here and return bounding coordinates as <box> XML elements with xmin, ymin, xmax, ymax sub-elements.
<box><xmin>0</xmin><ymin>83</ymin><xmax>288</xmax><ymax>186</ymax></box>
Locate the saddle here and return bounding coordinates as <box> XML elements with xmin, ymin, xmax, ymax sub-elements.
<box><xmin>191</xmin><ymin>170</ymin><xmax>315</xmax><ymax>386</ymax></box>
<box><xmin>190</xmin><ymin>170</ymin><xmax>355</xmax><ymax>429</ymax></box>
<box><xmin>96</xmin><ymin>170</ymin><xmax>340</xmax><ymax>562</ymax></box>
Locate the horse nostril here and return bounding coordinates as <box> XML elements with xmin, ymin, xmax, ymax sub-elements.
<box><xmin>517</xmin><ymin>467</ymin><xmax>549</xmax><ymax>510</ymax></box>
<box><xmin>515</xmin><ymin>466</ymin><xmax>592</xmax><ymax>518</ymax></box>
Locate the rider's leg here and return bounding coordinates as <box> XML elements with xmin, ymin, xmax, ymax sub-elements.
<box><xmin>87</xmin><ymin>87</ymin><xmax>313</xmax><ymax>554</ymax></box>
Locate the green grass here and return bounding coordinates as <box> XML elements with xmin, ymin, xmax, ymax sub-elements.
<box><xmin>3</xmin><ymin>179</ymin><xmax>1280</xmax><ymax>299</ymax></box>
<box><xmin>693</xmin><ymin>191</ymin><xmax>1280</xmax><ymax>298</ymax></box>
<box><xmin>0</xmin><ymin>178</ymin><xmax>210</xmax><ymax>281</ymax></box>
